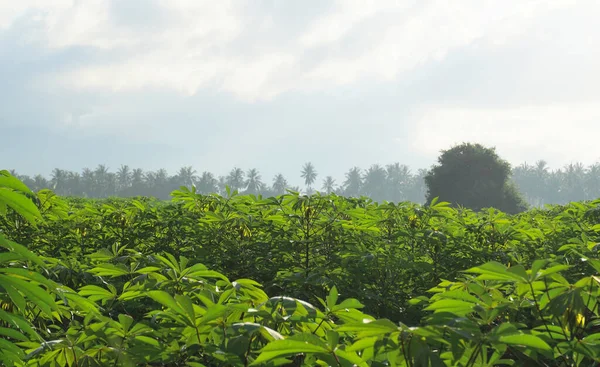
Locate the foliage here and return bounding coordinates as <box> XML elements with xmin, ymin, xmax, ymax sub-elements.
<box><xmin>11</xmin><ymin>157</ymin><xmax>600</xmax><ymax>207</ymax></box>
<box><xmin>2</xmin><ymin>170</ymin><xmax>600</xmax><ymax>365</ymax></box>
<box><xmin>425</xmin><ymin>142</ymin><xmax>529</xmax><ymax>214</ymax></box>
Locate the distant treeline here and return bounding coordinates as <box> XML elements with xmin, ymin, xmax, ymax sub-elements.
<box><xmin>9</xmin><ymin>160</ymin><xmax>600</xmax><ymax>206</ymax></box>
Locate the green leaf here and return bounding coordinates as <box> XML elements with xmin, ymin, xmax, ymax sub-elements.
<box><xmin>326</xmin><ymin>286</ymin><xmax>338</xmax><ymax>310</ymax></box>
<box><xmin>0</xmin><ymin>327</ymin><xmax>28</xmax><ymax>341</ymax></box>
<box><xmin>135</xmin><ymin>335</ymin><xmax>160</xmax><ymax>346</ymax></box>
<box><xmin>118</xmin><ymin>314</ymin><xmax>134</xmax><ymax>333</ymax></box>
<box><xmin>0</xmin><ymin>171</ymin><xmax>33</xmax><ymax>195</ymax></box>
<box><xmin>251</xmin><ymin>339</ymin><xmax>330</xmax><ymax>365</ymax></box>
<box><xmin>146</xmin><ymin>291</ymin><xmax>189</xmax><ymax>324</ymax></box>
<box><xmin>0</xmin><ymin>309</ymin><xmax>39</xmax><ymax>339</ymax></box>
<box><xmin>0</xmin><ymin>234</ymin><xmax>45</xmax><ymax>267</ymax></box>
<box><xmin>89</xmin><ymin>264</ymin><xmax>129</xmax><ymax>277</ymax></box>
<box><xmin>424</xmin><ymin>299</ymin><xmax>475</xmax><ymax>314</ymax></box>
<box><xmin>346</xmin><ymin>336</ymin><xmax>378</xmax><ymax>352</ymax></box>
<box><xmin>79</xmin><ymin>285</ymin><xmax>117</xmax><ymax>303</ymax></box>
<box><xmin>174</xmin><ymin>294</ymin><xmax>196</xmax><ymax>324</ymax></box>
<box><xmin>0</xmin><ymin>188</ymin><xmax>41</xmax><ymax>224</ymax></box>
<box><xmin>0</xmin><ymin>275</ymin><xmax>58</xmax><ymax>317</ymax></box>
<box><xmin>464</xmin><ymin>261</ymin><xmax>527</xmax><ymax>282</ymax></box>
<box><xmin>496</xmin><ymin>334</ymin><xmax>551</xmax><ymax>352</ymax></box>
<box><xmin>332</xmin><ymin>298</ymin><xmax>364</xmax><ymax>312</ymax></box>
<box><xmin>334</xmin><ymin>348</ymin><xmax>368</xmax><ymax>367</ymax></box>
<box><xmin>336</xmin><ymin>319</ymin><xmax>398</xmax><ymax>338</ymax></box>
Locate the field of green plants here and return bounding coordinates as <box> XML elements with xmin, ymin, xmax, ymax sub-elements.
<box><xmin>2</xmin><ymin>170</ymin><xmax>600</xmax><ymax>366</ymax></box>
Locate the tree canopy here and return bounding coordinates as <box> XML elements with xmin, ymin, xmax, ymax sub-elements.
<box><xmin>425</xmin><ymin>142</ymin><xmax>528</xmax><ymax>214</ymax></box>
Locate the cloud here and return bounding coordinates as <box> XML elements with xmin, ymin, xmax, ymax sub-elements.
<box><xmin>6</xmin><ymin>0</ymin><xmax>589</xmax><ymax>103</ymax></box>
<box><xmin>411</xmin><ymin>102</ymin><xmax>600</xmax><ymax>168</ymax></box>
<box><xmin>1</xmin><ymin>0</ymin><xmax>600</xmax><ymax>181</ymax></box>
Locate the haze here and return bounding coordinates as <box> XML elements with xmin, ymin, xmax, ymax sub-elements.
<box><xmin>1</xmin><ymin>0</ymin><xmax>600</xmax><ymax>186</ymax></box>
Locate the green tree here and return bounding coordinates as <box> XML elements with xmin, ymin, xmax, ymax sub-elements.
<box><xmin>385</xmin><ymin>163</ymin><xmax>411</xmax><ymax>202</ymax></box>
<box><xmin>244</xmin><ymin>168</ymin><xmax>264</xmax><ymax>195</ymax></box>
<box><xmin>300</xmin><ymin>162</ymin><xmax>317</xmax><ymax>193</ymax></box>
<box><xmin>342</xmin><ymin>167</ymin><xmax>362</xmax><ymax>197</ymax></box>
<box><xmin>197</xmin><ymin>171</ymin><xmax>218</xmax><ymax>194</ymax></box>
<box><xmin>226</xmin><ymin>168</ymin><xmax>245</xmax><ymax>192</ymax></box>
<box><xmin>50</xmin><ymin>168</ymin><xmax>68</xmax><ymax>195</ymax></box>
<box><xmin>175</xmin><ymin>166</ymin><xmax>197</xmax><ymax>188</ymax></box>
<box><xmin>116</xmin><ymin>165</ymin><xmax>132</xmax><ymax>192</ymax></box>
<box><xmin>585</xmin><ymin>163</ymin><xmax>600</xmax><ymax>200</ymax></box>
<box><xmin>271</xmin><ymin>174</ymin><xmax>288</xmax><ymax>195</ymax></box>
<box><xmin>32</xmin><ymin>174</ymin><xmax>49</xmax><ymax>192</ymax></box>
<box><xmin>362</xmin><ymin>164</ymin><xmax>387</xmax><ymax>202</ymax></box>
<box><xmin>321</xmin><ymin>176</ymin><xmax>336</xmax><ymax>193</ymax></box>
<box><xmin>424</xmin><ymin>142</ymin><xmax>528</xmax><ymax>214</ymax></box>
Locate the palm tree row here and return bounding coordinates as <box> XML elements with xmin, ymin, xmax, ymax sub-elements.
<box><xmin>511</xmin><ymin>160</ymin><xmax>600</xmax><ymax>206</ymax></box>
<box><xmin>9</xmin><ymin>162</ymin><xmax>426</xmax><ymax>202</ymax></box>
<box><xmin>9</xmin><ymin>160</ymin><xmax>600</xmax><ymax>205</ymax></box>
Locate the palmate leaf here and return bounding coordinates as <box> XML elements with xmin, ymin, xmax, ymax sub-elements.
<box><xmin>0</xmin><ymin>188</ymin><xmax>41</xmax><ymax>225</ymax></box>
<box><xmin>0</xmin><ymin>171</ymin><xmax>33</xmax><ymax>195</ymax></box>
<box><xmin>495</xmin><ymin>334</ymin><xmax>552</xmax><ymax>353</ymax></box>
<box><xmin>0</xmin><ymin>233</ymin><xmax>45</xmax><ymax>267</ymax></box>
<box><xmin>424</xmin><ymin>299</ymin><xmax>476</xmax><ymax>315</ymax></box>
<box><xmin>0</xmin><ymin>338</ymin><xmax>25</xmax><ymax>362</ymax></box>
<box><xmin>0</xmin><ymin>309</ymin><xmax>39</xmax><ymax>340</ymax></box>
<box><xmin>334</xmin><ymin>349</ymin><xmax>369</xmax><ymax>367</ymax></box>
<box><xmin>0</xmin><ymin>274</ymin><xmax>59</xmax><ymax>317</ymax></box>
<box><xmin>89</xmin><ymin>263</ymin><xmax>130</xmax><ymax>277</ymax></box>
<box><xmin>79</xmin><ymin>285</ymin><xmax>118</xmax><ymax>303</ymax></box>
<box><xmin>336</xmin><ymin>319</ymin><xmax>399</xmax><ymax>338</ymax></box>
<box><xmin>331</xmin><ymin>298</ymin><xmax>364</xmax><ymax>312</ymax></box>
<box><xmin>464</xmin><ymin>261</ymin><xmax>528</xmax><ymax>282</ymax></box>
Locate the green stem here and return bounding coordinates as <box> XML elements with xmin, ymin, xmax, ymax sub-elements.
<box><xmin>531</xmin><ymin>280</ymin><xmax>569</xmax><ymax>365</ymax></box>
<box><xmin>465</xmin><ymin>341</ymin><xmax>482</xmax><ymax>367</ymax></box>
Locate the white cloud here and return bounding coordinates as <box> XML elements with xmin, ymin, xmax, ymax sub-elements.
<box><xmin>7</xmin><ymin>0</ymin><xmax>592</xmax><ymax>102</ymax></box>
<box><xmin>303</xmin><ymin>0</ymin><xmax>580</xmax><ymax>85</ymax></box>
<box><xmin>3</xmin><ymin>0</ymin><xmax>600</xmax><ymax>172</ymax></box>
<box><xmin>411</xmin><ymin>102</ymin><xmax>600</xmax><ymax>167</ymax></box>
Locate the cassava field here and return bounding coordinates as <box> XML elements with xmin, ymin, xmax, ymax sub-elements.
<box><xmin>1</xmin><ymin>169</ymin><xmax>600</xmax><ymax>366</ymax></box>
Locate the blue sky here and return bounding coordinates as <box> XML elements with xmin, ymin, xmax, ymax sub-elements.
<box><xmin>1</xmin><ymin>0</ymin><xmax>599</xmax><ymax>186</ymax></box>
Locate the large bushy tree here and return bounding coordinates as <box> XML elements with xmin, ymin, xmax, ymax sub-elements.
<box><xmin>425</xmin><ymin>142</ymin><xmax>528</xmax><ymax>214</ymax></box>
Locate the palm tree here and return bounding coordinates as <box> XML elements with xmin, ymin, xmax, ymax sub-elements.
<box><xmin>218</xmin><ymin>176</ymin><xmax>228</xmax><ymax>196</ymax></box>
<box><xmin>533</xmin><ymin>160</ymin><xmax>550</xmax><ymax>204</ymax></box>
<box><xmin>245</xmin><ymin>168</ymin><xmax>264</xmax><ymax>195</ymax></box>
<box><xmin>362</xmin><ymin>164</ymin><xmax>387</xmax><ymax>202</ymax></box>
<box><xmin>81</xmin><ymin>168</ymin><xmax>95</xmax><ymax>197</ymax></box>
<box><xmin>386</xmin><ymin>163</ymin><xmax>411</xmax><ymax>202</ymax></box>
<box><xmin>226</xmin><ymin>168</ymin><xmax>245</xmax><ymax>192</ymax></box>
<box><xmin>197</xmin><ymin>172</ymin><xmax>218</xmax><ymax>194</ymax></box>
<box><xmin>94</xmin><ymin>165</ymin><xmax>110</xmax><ymax>197</ymax></box>
<box><xmin>406</xmin><ymin>168</ymin><xmax>427</xmax><ymax>204</ymax></box>
<box><xmin>51</xmin><ymin>168</ymin><xmax>68</xmax><ymax>195</ymax></box>
<box><xmin>154</xmin><ymin>168</ymin><xmax>171</xmax><ymax>199</ymax></box>
<box><xmin>19</xmin><ymin>175</ymin><xmax>35</xmax><ymax>190</ymax></box>
<box><xmin>301</xmin><ymin>162</ymin><xmax>317</xmax><ymax>194</ymax></box>
<box><xmin>511</xmin><ymin>163</ymin><xmax>535</xmax><ymax>206</ymax></box>
<box><xmin>561</xmin><ymin>162</ymin><xmax>586</xmax><ymax>203</ymax></box>
<box><xmin>272</xmin><ymin>174</ymin><xmax>288</xmax><ymax>195</ymax></box>
<box><xmin>131</xmin><ymin>168</ymin><xmax>144</xmax><ymax>187</ymax></box>
<box><xmin>585</xmin><ymin>163</ymin><xmax>600</xmax><ymax>200</ymax></box>
<box><xmin>343</xmin><ymin>167</ymin><xmax>362</xmax><ymax>197</ymax></box>
<box><xmin>321</xmin><ymin>176</ymin><xmax>336</xmax><ymax>193</ymax></box>
<box><xmin>176</xmin><ymin>166</ymin><xmax>197</xmax><ymax>188</ymax></box>
<box><xmin>67</xmin><ymin>171</ymin><xmax>82</xmax><ymax>196</ymax></box>
<box><xmin>32</xmin><ymin>174</ymin><xmax>50</xmax><ymax>192</ymax></box>
<box><xmin>116</xmin><ymin>165</ymin><xmax>132</xmax><ymax>192</ymax></box>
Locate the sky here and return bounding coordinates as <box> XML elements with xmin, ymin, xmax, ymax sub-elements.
<box><xmin>1</xmin><ymin>0</ymin><xmax>599</xmax><ymax>186</ymax></box>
